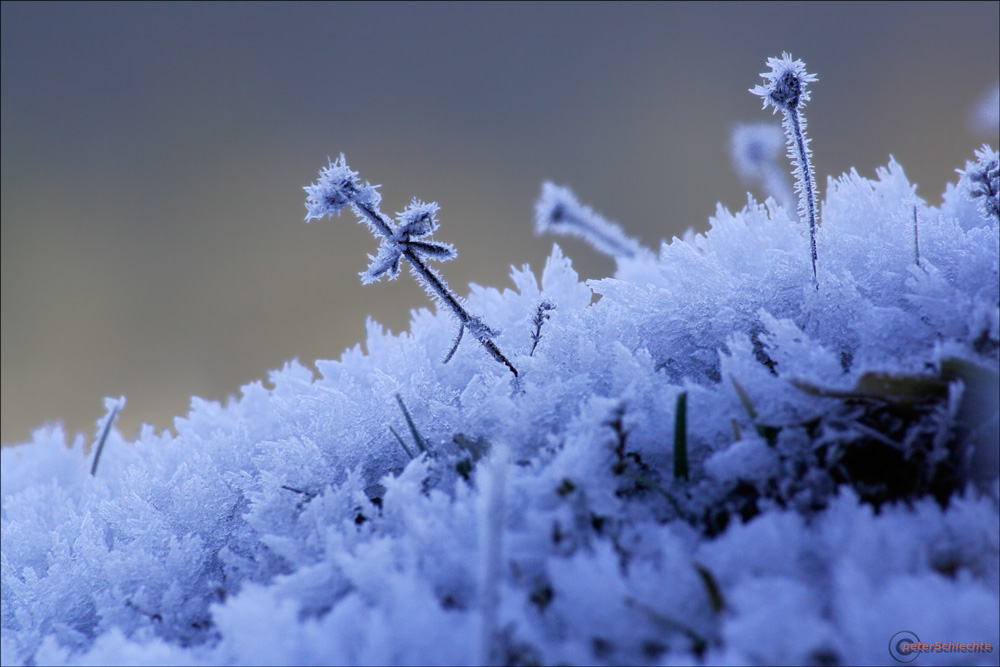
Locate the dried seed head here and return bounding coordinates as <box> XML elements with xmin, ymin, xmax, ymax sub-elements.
<box><xmin>751</xmin><ymin>53</ymin><xmax>817</xmax><ymax>115</ymax></box>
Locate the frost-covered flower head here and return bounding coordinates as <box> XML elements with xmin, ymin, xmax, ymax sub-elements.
<box><xmin>304</xmin><ymin>154</ymin><xmax>381</xmax><ymax>221</ymax></box>
<box><xmin>751</xmin><ymin>52</ymin><xmax>817</xmax><ymax>115</ymax></box>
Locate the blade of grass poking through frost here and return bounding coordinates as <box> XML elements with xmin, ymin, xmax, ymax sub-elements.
<box><xmin>730</xmin><ymin>377</ymin><xmax>782</xmax><ymax>445</ymax></box>
<box><xmin>913</xmin><ymin>206</ymin><xmax>921</xmax><ymax>267</ymax></box>
<box><xmin>730</xmin><ymin>377</ymin><xmax>758</xmax><ymax>421</ymax></box>
<box><xmin>674</xmin><ymin>391</ymin><xmax>688</xmax><ymax>480</ymax></box>
<box><xmin>694</xmin><ymin>563</ymin><xmax>726</xmax><ymax>613</ymax></box>
<box><xmin>624</xmin><ymin>597</ymin><xmax>709</xmax><ymax>656</ymax></box>
<box><xmin>90</xmin><ymin>396</ymin><xmax>125</xmax><ymax>476</ymax></box>
<box><xmin>395</xmin><ymin>394</ymin><xmax>428</xmax><ymax>454</ymax></box>
<box><xmin>624</xmin><ymin>471</ymin><xmax>685</xmax><ymax>516</ymax></box>
<box><xmin>389</xmin><ymin>426</ymin><xmax>415</xmax><ymax>459</ymax></box>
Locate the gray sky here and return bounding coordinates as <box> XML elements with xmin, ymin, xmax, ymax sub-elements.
<box><xmin>2</xmin><ymin>2</ymin><xmax>998</xmax><ymax>444</ymax></box>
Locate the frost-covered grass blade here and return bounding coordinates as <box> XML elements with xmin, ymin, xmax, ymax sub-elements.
<box><xmin>89</xmin><ymin>395</ymin><xmax>125</xmax><ymax>476</ymax></box>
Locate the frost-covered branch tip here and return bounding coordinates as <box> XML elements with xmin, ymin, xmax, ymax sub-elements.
<box><xmin>730</xmin><ymin>122</ymin><xmax>794</xmax><ymax>210</ymax></box>
<box><xmin>752</xmin><ymin>53</ymin><xmax>820</xmax><ymax>287</ymax></box>
<box><xmin>959</xmin><ymin>144</ymin><xmax>999</xmax><ymax>221</ymax></box>
<box><xmin>305</xmin><ymin>155</ymin><xmax>517</xmax><ymax>376</ymax></box>
<box><xmin>535</xmin><ymin>182</ymin><xmax>645</xmax><ymax>260</ymax></box>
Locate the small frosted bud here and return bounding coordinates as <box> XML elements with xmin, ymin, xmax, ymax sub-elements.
<box><xmin>751</xmin><ymin>53</ymin><xmax>817</xmax><ymax>115</ymax></box>
<box><xmin>397</xmin><ymin>199</ymin><xmax>441</xmax><ymax>237</ymax></box>
<box><xmin>304</xmin><ymin>154</ymin><xmax>381</xmax><ymax>221</ymax></box>
<box><xmin>394</xmin><ymin>200</ymin><xmax>456</xmax><ymax>263</ymax></box>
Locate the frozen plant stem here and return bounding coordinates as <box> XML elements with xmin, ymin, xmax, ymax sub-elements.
<box><xmin>913</xmin><ymin>206</ymin><xmax>921</xmax><ymax>267</ymax></box>
<box><xmin>305</xmin><ymin>156</ymin><xmax>517</xmax><ymax>376</ymax></box>
<box><xmin>752</xmin><ymin>53</ymin><xmax>820</xmax><ymax>288</ymax></box>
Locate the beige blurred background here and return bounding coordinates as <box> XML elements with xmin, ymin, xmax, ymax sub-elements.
<box><xmin>2</xmin><ymin>2</ymin><xmax>998</xmax><ymax>445</ymax></box>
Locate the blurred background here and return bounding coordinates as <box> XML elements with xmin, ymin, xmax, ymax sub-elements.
<box><xmin>2</xmin><ymin>2</ymin><xmax>998</xmax><ymax>445</ymax></box>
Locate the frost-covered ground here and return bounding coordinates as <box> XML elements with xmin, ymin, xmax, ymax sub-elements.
<box><xmin>2</xmin><ymin>58</ymin><xmax>999</xmax><ymax>666</ymax></box>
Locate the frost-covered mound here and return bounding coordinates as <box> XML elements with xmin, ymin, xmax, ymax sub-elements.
<box><xmin>3</xmin><ymin>151</ymin><xmax>999</xmax><ymax>666</ymax></box>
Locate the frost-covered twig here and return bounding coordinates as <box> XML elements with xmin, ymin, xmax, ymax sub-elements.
<box><xmin>730</xmin><ymin>122</ymin><xmax>795</xmax><ymax>210</ymax></box>
<box><xmin>305</xmin><ymin>156</ymin><xmax>517</xmax><ymax>376</ymax></box>
<box><xmin>752</xmin><ymin>53</ymin><xmax>820</xmax><ymax>287</ymax></box>
<box><xmin>529</xmin><ymin>300</ymin><xmax>555</xmax><ymax>357</ymax></box>
<box><xmin>959</xmin><ymin>144</ymin><xmax>999</xmax><ymax>221</ymax></box>
<box><xmin>534</xmin><ymin>183</ymin><xmax>646</xmax><ymax>259</ymax></box>
<box><xmin>89</xmin><ymin>396</ymin><xmax>125</xmax><ymax>476</ymax></box>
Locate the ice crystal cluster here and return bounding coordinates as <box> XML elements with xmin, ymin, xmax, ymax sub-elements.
<box><xmin>3</xmin><ymin>56</ymin><xmax>999</xmax><ymax>666</ymax></box>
